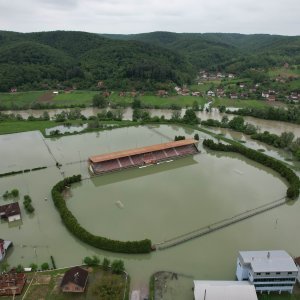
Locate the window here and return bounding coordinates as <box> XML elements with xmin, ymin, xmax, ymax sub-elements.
<box><xmin>288</xmin><ymin>272</ymin><xmax>292</xmax><ymax>275</ymax></box>
<box><xmin>276</xmin><ymin>272</ymin><xmax>280</xmax><ymax>275</ymax></box>
<box><xmin>266</xmin><ymin>272</ymin><xmax>270</xmax><ymax>275</ymax></box>
<box><xmin>256</xmin><ymin>273</ymin><xmax>261</xmax><ymax>275</ymax></box>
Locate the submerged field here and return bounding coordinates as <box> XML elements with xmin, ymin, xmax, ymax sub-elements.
<box><xmin>0</xmin><ymin>125</ymin><xmax>299</xmax><ymax>299</ymax></box>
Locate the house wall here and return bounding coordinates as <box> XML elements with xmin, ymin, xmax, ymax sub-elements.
<box><xmin>62</xmin><ymin>282</ymin><xmax>84</xmax><ymax>293</ymax></box>
<box><xmin>8</xmin><ymin>214</ymin><xmax>21</xmax><ymax>222</ymax></box>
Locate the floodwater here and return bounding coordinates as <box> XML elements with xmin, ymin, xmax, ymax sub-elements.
<box><xmin>4</xmin><ymin>107</ymin><xmax>300</xmax><ymax>136</ymax></box>
<box><xmin>45</xmin><ymin>123</ymin><xmax>88</xmax><ymax>135</ymax></box>
<box><xmin>0</xmin><ymin>125</ymin><xmax>300</xmax><ymax>299</ymax></box>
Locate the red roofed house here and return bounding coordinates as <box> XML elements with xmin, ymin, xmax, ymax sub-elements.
<box><xmin>61</xmin><ymin>266</ymin><xmax>88</xmax><ymax>293</ymax></box>
<box><xmin>0</xmin><ymin>272</ymin><xmax>26</xmax><ymax>296</ymax></box>
<box><xmin>0</xmin><ymin>202</ymin><xmax>21</xmax><ymax>223</ymax></box>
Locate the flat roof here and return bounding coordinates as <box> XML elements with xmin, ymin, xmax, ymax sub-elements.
<box><xmin>89</xmin><ymin>139</ymin><xmax>198</xmax><ymax>163</ymax></box>
<box><xmin>239</xmin><ymin>250</ymin><xmax>298</xmax><ymax>273</ymax></box>
<box><xmin>193</xmin><ymin>281</ymin><xmax>257</xmax><ymax>300</ymax></box>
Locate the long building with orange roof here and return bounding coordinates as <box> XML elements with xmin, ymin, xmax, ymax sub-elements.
<box><xmin>89</xmin><ymin>138</ymin><xmax>199</xmax><ymax>175</ymax></box>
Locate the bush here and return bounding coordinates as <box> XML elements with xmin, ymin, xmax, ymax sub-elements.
<box><xmin>51</xmin><ymin>175</ymin><xmax>152</xmax><ymax>254</ymax></box>
<box><xmin>111</xmin><ymin>260</ymin><xmax>125</xmax><ymax>274</ymax></box>
<box><xmin>11</xmin><ymin>189</ymin><xmax>19</xmax><ymax>198</ymax></box>
<box><xmin>102</xmin><ymin>258</ymin><xmax>110</xmax><ymax>271</ymax></box>
<box><xmin>29</xmin><ymin>263</ymin><xmax>38</xmax><ymax>272</ymax></box>
<box><xmin>23</xmin><ymin>195</ymin><xmax>35</xmax><ymax>213</ymax></box>
<box><xmin>41</xmin><ymin>262</ymin><xmax>49</xmax><ymax>271</ymax></box>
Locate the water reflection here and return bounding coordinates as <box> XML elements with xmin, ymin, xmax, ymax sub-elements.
<box><xmin>90</xmin><ymin>156</ymin><xmax>198</xmax><ymax>188</ymax></box>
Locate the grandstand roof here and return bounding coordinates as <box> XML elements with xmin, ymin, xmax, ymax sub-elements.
<box><xmin>89</xmin><ymin>139</ymin><xmax>198</xmax><ymax>163</ymax></box>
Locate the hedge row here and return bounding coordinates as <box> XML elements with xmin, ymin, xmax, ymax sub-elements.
<box><xmin>203</xmin><ymin>139</ymin><xmax>300</xmax><ymax>200</ymax></box>
<box><xmin>51</xmin><ymin>175</ymin><xmax>152</xmax><ymax>254</ymax></box>
<box><xmin>0</xmin><ymin>166</ymin><xmax>47</xmax><ymax>178</ymax></box>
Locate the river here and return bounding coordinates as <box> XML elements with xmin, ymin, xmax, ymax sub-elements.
<box><xmin>3</xmin><ymin>107</ymin><xmax>300</xmax><ymax>136</ymax></box>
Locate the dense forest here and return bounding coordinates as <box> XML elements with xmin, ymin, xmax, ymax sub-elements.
<box><xmin>0</xmin><ymin>31</ymin><xmax>194</xmax><ymax>92</ymax></box>
<box><xmin>0</xmin><ymin>30</ymin><xmax>299</xmax><ymax>91</ymax></box>
<box><xmin>104</xmin><ymin>32</ymin><xmax>300</xmax><ymax>72</ymax></box>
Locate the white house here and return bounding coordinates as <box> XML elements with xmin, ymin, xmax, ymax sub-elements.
<box><xmin>193</xmin><ymin>281</ymin><xmax>258</xmax><ymax>300</ymax></box>
<box><xmin>207</xmin><ymin>90</ymin><xmax>215</xmax><ymax>97</ymax></box>
<box><xmin>236</xmin><ymin>250</ymin><xmax>298</xmax><ymax>294</ymax></box>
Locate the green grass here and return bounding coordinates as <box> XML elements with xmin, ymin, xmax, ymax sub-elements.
<box><xmin>212</xmin><ymin>98</ymin><xmax>269</xmax><ymax>108</ymax></box>
<box><xmin>0</xmin><ymin>91</ymin><xmax>45</xmax><ymax>109</ymax></box>
<box><xmin>141</xmin><ymin>95</ymin><xmax>207</xmax><ymax>108</ymax></box>
<box><xmin>0</xmin><ymin>120</ymin><xmax>84</xmax><ymax>135</ymax></box>
<box><xmin>269</xmin><ymin>67</ymin><xmax>300</xmax><ymax>78</ymax></box>
<box><xmin>53</xmin><ymin>91</ymin><xmax>98</xmax><ymax>106</ymax></box>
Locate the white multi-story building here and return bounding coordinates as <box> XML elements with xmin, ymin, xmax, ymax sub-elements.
<box><xmin>236</xmin><ymin>250</ymin><xmax>298</xmax><ymax>294</ymax></box>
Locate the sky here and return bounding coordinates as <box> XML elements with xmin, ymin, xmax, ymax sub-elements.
<box><xmin>0</xmin><ymin>0</ymin><xmax>299</xmax><ymax>35</ymax></box>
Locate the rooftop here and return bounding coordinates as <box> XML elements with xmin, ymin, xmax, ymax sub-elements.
<box><xmin>89</xmin><ymin>139</ymin><xmax>198</xmax><ymax>163</ymax></box>
<box><xmin>60</xmin><ymin>266</ymin><xmax>88</xmax><ymax>288</ymax></box>
<box><xmin>239</xmin><ymin>250</ymin><xmax>298</xmax><ymax>273</ymax></box>
<box><xmin>194</xmin><ymin>281</ymin><xmax>258</xmax><ymax>300</ymax></box>
<box><xmin>0</xmin><ymin>202</ymin><xmax>21</xmax><ymax>217</ymax></box>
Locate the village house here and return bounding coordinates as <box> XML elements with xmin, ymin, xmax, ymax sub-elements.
<box><xmin>0</xmin><ymin>272</ymin><xmax>26</xmax><ymax>296</ymax></box>
<box><xmin>10</xmin><ymin>88</ymin><xmax>17</xmax><ymax>93</ymax></box>
<box><xmin>192</xmin><ymin>92</ymin><xmax>201</xmax><ymax>97</ymax></box>
<box><xmin>207</xmin><ymin>90</ymin><xmax>215</xmax><ymax>97</ymax></box>
<box><xmin>157</xmin><ymin>90</ymin><xmax>168</xmax><ymax>96</ymax></box>
<box><xmin>181</xmin><ymin>88</ymin><xmax>190</xmax><ymax>96</ymax></box>
<box><xmin>0</xmin><ymin>239</ymin><xmax>13</xmax><ymax>262</ymax></box>
<box><xmin>131</xmin><ymin>91</ymin><xmax>137</xmax><ymax>97</ymax></box>
<box><xmin>228</xmin><ymin>74</ymin><xmax>235</xmax><ymax>79</ymax></box>
<box><xmin>289</xmin><ymin>93</ymin><xmax>299</xmax><ymax>101</ymax></box>
<box><xmin>230</xmin><ymin>93</ymin><xmax>239</xmax><ymax>99</ymax></box>
<box><xmin>236</xmin><ymin>250</ymin><xmax>298</xmax><ymax>294</ymax></box>
<box><xmin>119</xmin><ymin>91</ymin><xmax>126</xmax><ymax>97</ymax></box>
<box><xmin>216</xmin><ymin>88</ymin><xmax>225</xmax><ymax>97</ymax></box>
<box><xmin>267</xmin><ymin>94</ymin><xmax>276</xmax><ymax>102</ymax></box>
<box><xmin>262</xmin><ymin>92</ymin><xmax>269</xmax><ymax>98</ymax></box>
<box><xmin>217</xmin><ymin>72</ymin><xmax>225</xmax><ymax>78</ymax></box>
<box><xmin>239</xmin><ymin>84</ymin><xmax>246</xmax><ymax>88</ymax></box>
<box><xmin>0</xmin><ymin>202</ymin><xmax>21</xmax><ymax>223</ymax></box>
<box><xmin>61</xmin><ymin>266</ymin><xmax>89</xmax><ymax>293</ymax></box>
<box><xmin>97</xmin><ymin>81</ymin><xmax>105</xmax><ymax>88</ymax></box>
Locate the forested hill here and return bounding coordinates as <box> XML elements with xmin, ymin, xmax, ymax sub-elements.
<box><xmin>0</xmin><ymin>31</ymin><xmax>194</xmax><ymax>92</ymax></box>
<box><xmin>0</xmin><ymin>30</ymin><xmax>299</xmax><ymax>92</ymax></box>
<box><xmin>102</xmin><ymin>32</ymin><xmax>300</xmax><ymax>72</ymax></box>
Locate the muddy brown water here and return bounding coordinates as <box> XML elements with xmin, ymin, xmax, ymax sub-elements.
<box><xmin>0</xmin><ymin>125</ymin><xmax>299</xmax><ymax>299</ymax></box>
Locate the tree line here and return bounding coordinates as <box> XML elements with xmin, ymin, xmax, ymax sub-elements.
<box><xmin>51</xmin><ymin>175</ymin><xmax>153</xmax><ymax>253</ymax></box>
<box><xmin>228</xmin><ymin>106</ymin><xmax>300</xmax><ymax>124</ymax></box>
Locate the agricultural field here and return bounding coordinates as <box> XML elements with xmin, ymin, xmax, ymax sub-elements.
<box><xmin>212</xmin><ymin>98</ymin><xmax>270</xmax><ymax>108</ymax></box>
<box><xmin>0</xmin><ymin>91</ymin><xmax>45</xmax><ymax>109</ymax></box>
<box><xmin>52</xmin><ymin>91</ymin><xmax>98</xmax><ymax>106</ymax></box>
<box><xmin>268</xmin><ymin>66</ymin><xmax>300</xmax><ymax>78</ymax></box>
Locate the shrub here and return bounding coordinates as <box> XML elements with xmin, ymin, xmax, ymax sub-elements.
<box><xmin>111</xmin><ymin>260</ymin><xmax>125</xmax><ymax>274</ymax></box>
<box><xmin>102</xmin><ymin>258</ymin><xmax>110</xmax><ymax>271</ymax></box>
<box><xmin>41</xmin><ymin>262</ymin><xmax>49</xmax><ymax>271</ymax></box>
